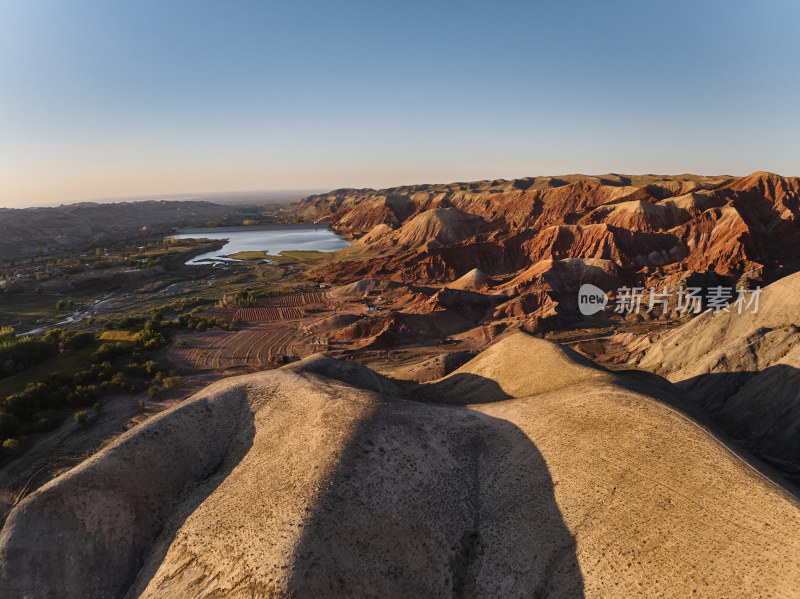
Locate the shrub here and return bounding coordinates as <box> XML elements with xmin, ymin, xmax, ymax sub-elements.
<box><xmin>138</xmin><ymin>329</ymin><xmax>167</xmax><ymax>351</ymax></box>
<box><xmin>110</xmin><ymin>372</ymin><xmax>127</xmax><ymax>389</ymax></box>
<box><xmin>33</xmin><ymin>415</ymin><xmax>58</xmax><ymax>433</ymax></box>
<box><xmin>118</xmin><ymin>315</ymin><xmax>146</xmax><ymax>328</ymax></box>
<box><xmin>163</xmin><ymin>375</ymin><xmax>181</xmax><ymax>389</ymax></box>
<box><xmin>178</xmin><ymin>313</ymin><xmax>231</xmax><ymax>331</ymax></box>
<box><xmin>74</xmin><ymin>411</ymin><xmax>88</xmax><ymax>426</ymax></box>
<box><xmin>233</xmin><ymin>290</ymin><xmax>256</xmax><ymax>307</ymax></box>
<box><xmin>143</xmin><ymin>360</ymin><xmax>159</xmax><ymax>374</ymax></box>
<box><xmin>62</xmin><ymin>331</ymin><xmax>94</xmax><ymax>350</ymax></box>
<box><xmin>42</xmin><ymin>328</ymin><xmax>63</xmax><ymax>344</ymax></box>
<box><xmin>92</xmin><ymin>342</ymin><xmax>129</xmax><ymax>363</ymax></box>
<box><xmin>0</xmin><ymin>326</ymin><xmax>16</xmax><ymax>343</ymax></box>
<box><xmin>0</xmin><ymin>328</ymin><xmax>58</xmax><ymax>378</ymax></box>
<box><xmin>2</xmin><ymin>438</ymin><xmax>20</xmax><ymax>455</ymax></box>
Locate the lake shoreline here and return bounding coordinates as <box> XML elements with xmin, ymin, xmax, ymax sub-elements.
<box><xmin>173</xmin><ymin>223</ymin><xmax>331</xmax><ymax>235</ymax></box>
<box><xmin>171</xmin><ymin>224</ymin><xmax>350</xmax><ymax>265</ymax></box>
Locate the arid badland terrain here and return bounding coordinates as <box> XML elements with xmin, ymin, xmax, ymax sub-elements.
<box><xmin>3</xmin><ymin>171</ymin><xmax>800</xmax><ymax>597</ymax></box>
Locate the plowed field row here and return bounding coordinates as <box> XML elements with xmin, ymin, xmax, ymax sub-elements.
<box><xmin>198</xmin><ymin>292</ymin><xmax>327</xmax><ymax>323</ymax></box>
<box><xmin>201</xmin><ymin>306</ymin><xmax>303</xmax><ymax>322</ymax></box>
<box><xmin>170</xmin><ymin>324</ymin><xmax>297</xmax><ymax>371</ymax></box>
<box><xmin>262</xmin><ymin>292</ymin><xmax>327</xmax><ymax>307</ymax></box>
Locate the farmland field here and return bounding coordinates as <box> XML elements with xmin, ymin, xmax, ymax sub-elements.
<box><xmin>262</xmin><ymin>291</ymin><xmax>327</xmax><ymax>306</ymax></box>
<box><xmin>170</xmin><ymin>323</ymin><xmax>298</xmax><ymax>371</ymax></box>
<box><xmin>198</xmin><ymin>291</ymin><xmax>328</xmax><ymax>323</ymax></box>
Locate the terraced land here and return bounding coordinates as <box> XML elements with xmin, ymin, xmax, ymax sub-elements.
<box><xmin>199</xmin><ymin>291</ymin><xmax>328</xmax><ymax>323</ymax></box>
<box><xmin>170</xmin><ymin>324</ymin><xmax>298</xmax><ymax>371</ymax></box>
<box><xmin>202</xmin><ymin>306</ymin><xmax>303</xmax><ymax>322</ymax></box>
<box><xmin>266</xmin><ymin>291</ymin><xmax>327</xmax><ymax>306</ymax></box>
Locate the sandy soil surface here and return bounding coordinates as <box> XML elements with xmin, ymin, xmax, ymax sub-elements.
<box><xmin>2</xmin><ymin>334</ymin><xmax>799</xmax><ymax>598</ymax></box>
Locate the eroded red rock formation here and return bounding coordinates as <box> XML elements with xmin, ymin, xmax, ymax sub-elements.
<box><xmin>296</xmin><ymin>172</ymin><xmax>800</xmax><ymax>347</ymax></box>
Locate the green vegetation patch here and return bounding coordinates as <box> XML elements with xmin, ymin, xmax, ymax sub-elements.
<box><xmin>0</xmin><ymin>342</ymin><xmax>96</xmax><ymax>400</ymax></box>
<box><xmin>225</xmin><ymin>251</ymin><xmax>270</xmax><ymax>261</ymax></box>
<box><xmin>99</xmin><ymin>330</ymin><xmax>140</xmax><ymax>342</ymax></box>
<box><xmin>0</xmin><ymin>294</ymin><xmax>67</xmax><ymax>327</ymax></box>
<box><xmin>0</xmin><ymin>313</ymin><xmax>179</xmax><ymax>463</ymax></box>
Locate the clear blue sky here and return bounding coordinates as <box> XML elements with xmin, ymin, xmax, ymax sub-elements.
<box><xmin>1</xmin><ymin>0</ymin><xmax>798</xmax><ymax>207</ymax></box>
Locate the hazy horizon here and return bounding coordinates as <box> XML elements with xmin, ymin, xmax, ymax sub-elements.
<box><xmin>2</xmin><ymin>0</ymin><xmax>798</xmax><ymax>208</ymax></box>
<box><xmin>0</xmin><ymin>188</ymin><xmax>326</xmax><ymax>210</ymax></box>
<box><xmin>3</xmin><ymin>168</ymin><xmax>798</xmax><ymax>210</ymax></box>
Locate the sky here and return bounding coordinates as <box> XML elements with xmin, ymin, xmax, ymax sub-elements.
<box><xmin>1</xmin><ymin>0</ymin><xmax>798</xmax><ymax>208</ymax></box>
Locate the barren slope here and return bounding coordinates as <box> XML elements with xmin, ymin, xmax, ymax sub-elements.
<box><xmin>629</xmin><ymin>270</ymin><xmax>800</xmax><ymax>477</ymax></box>
<box><xmin>378</xmin><ymin>207</ymin><xmax>488</xmax><ymax>251</ymax></box>
<box><xmin>2</xmin><ymin>335</ymin><xmax>799</xmax><ymax>598</ymax></box>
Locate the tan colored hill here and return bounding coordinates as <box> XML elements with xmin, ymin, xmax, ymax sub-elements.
<box><xmin>354</xmin><ymin>223</ymin><xmax>393</xmax><ymax>246</ymax></box>
<box><xmin>626</xmin><ymin>270</ymin><xmax>800</xmax><ymax>477</ymax></box>
<box><xmin>370</xmin><ymin>207</ymin><xmax>488</xmax><ymax>252</ymax></box>
<box><xmin>3</xmin><ymin>334</ymin><xmax>800</xmax><ymax>598</ymax></box>
<box><xmin>327</xmin><ymin>277</ymin><xmax>380</xmax><ymax>298</ymax></box>
<box><xmin>446</xmin><ymin>267</ymin><xmax>492</xmax><ymax>291</ymax></box>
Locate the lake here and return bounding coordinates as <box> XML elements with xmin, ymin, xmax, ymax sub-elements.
<box><xmin>171</xmin><ymin>224</ymin><xmax>350</xmax><ymax>265</ymax></box>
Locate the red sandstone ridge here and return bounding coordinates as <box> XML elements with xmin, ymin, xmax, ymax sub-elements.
<box><xmin>300</xmin><ymin>172</ymin><xmax>800</xmax><ymax>346</ymax></box>
<box><xmin>361</xmin><ymin>207</ymin><xmax>489</xmax><ymax>252</ymax></box>
<box><xmin>503</xmin><ymin>258</ymin><xmax>624</xmax><ymax>296</ymax></box>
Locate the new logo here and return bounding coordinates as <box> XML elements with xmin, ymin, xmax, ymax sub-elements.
<box><xmin>578</xmin><ymin>284</ymin><xmax>608</xmax><ymax>316</ymax></box>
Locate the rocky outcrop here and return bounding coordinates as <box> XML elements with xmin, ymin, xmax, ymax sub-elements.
<box><xmin>354</xmin><ymin>223</ymin><xmax>394</xmax><ymax>246</ymax></box>
<box><xmin>446</xmin><ymin>267</ymin><xmax>493</xmax><ymax>292</ymax></box>
<box><xmin>329</xmin><ymin>310</ymin><xmax>474</xmax><ymax>350</ymax></box>
<box><xmin>291</xmin><ymin>174</ymin><xmax>729</xmax><ymax>233</ymax></box>
<box><xmin>303</xmin><ymin>172</ymin><xmax>800</xmax><ymax>340</ymax></box>
<box><xmin>327</xmin><ymin>277</ymin><xmax>380</xmax><ymax>299</ymax></box>
<box><xmin>320</xmin><ymin>240</ymin><xmax>524</xmax><ymax>285</ymax></box>
<box><xmin>362</xmin><ymin>207</ymin><xmax>489</xmax><ymax>252</ymax></box>
<box><xmin>395</xmin><ymin>351</ymin><xmax>477</xmax><ymax>382</ymax></box>
<box><xmin>304</xmin><ymin>172</ymin><xmax>799</xmax><ymax>282</ymax></box>
<box><xmin>504</xmin><ymin>258</ymin><xmax>623</xmax><ymax>296</ymax></box>
<box><xmin>488</xmin><ymin>291</ymin><xmax>562</xmax><ymax>325</ymax></box>
<box><xmin>418</xmin><ymin>287</ymin><xmax>500</xmax><ymax>323</ymax></box>
<box><xmin>332</xmin><ymin>195</ymin><xmax>416</xmax><ymax>234</ymax></box>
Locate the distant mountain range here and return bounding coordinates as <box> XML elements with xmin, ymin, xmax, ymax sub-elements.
<box><xmin>294</xmin><ymin>171</ymin><xmax>800</xmax><ymax>328</ymax></box>
<box><xmin>0</xmin><ymin>200</ymin><xmax>263</xmax><ymax>261</ymax></box>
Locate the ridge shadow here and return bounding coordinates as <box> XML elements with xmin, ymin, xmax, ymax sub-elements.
<box><xmin>286</xmin><ymin>376</ymin><xmax>584</xmax><ymax>597</ymax></box>
<box><xmin>675</xmin><ymin>365</ymin><xmax>800</xmax><ymax>488</ymax></box>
